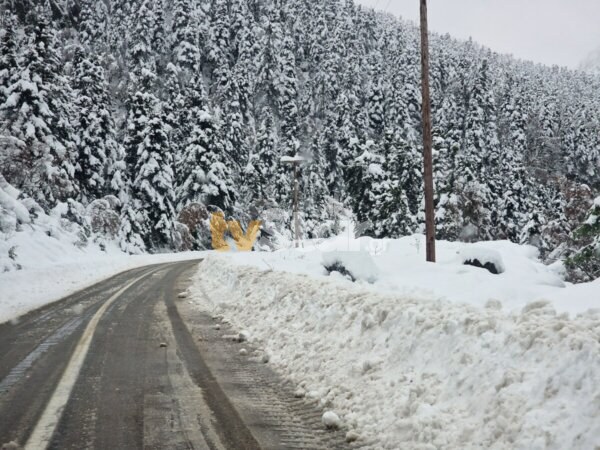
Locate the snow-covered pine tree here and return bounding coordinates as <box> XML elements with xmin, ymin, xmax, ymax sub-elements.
<box><xmin>372</xmin><ymin>128</ymin><xmax>416</xmax><ymax>238</ymax></box>
<box><xmin>454</xmin><ymin>58</ymin><xmax>496</xmax><ymax>240</ymax></box>
<box><xmin>567</xmin><ymin>108</ymin><xmax>600</xmax><ymax>188</ymax></box>
<box><xmin>0</xmin><ymin>13</ymin><xmax>19</xmax><ymax>105</ymax></box>
<box><xmin>346</xmin><ymin>139</ymin><xmax>385</xmax><ymax>228</ymax></box>
<box><xmin>432</xmin><ymin>94</ymin><xmax>461</xmax><ymax>240</ymax></box>
<box><xmin>72</xmin><ymin>49</ymin><xmax>121</xmax><ymax>202</ymax></box>
<box><xmin>244</xmin><ymin>107</ymin><xmax>278</xmax><ymax>203</ymax></box>
<box><xmin>301</xmin><ymin>140</ymin><xmax>330</xmax><ymax>238</ymax></box>
<box><xmin>177</xmin><ymin>75</ymin><xmax>235</xmax><ymax>213</ymax></box>
<box><xmin>131</xmin><ymin>114</ymin><xmax>176</xmax><ymax>250</ymax></box>
<box><xmin>170</xmin><ymin>0</ymin><xmax>201</xmax><ymax>73</ymax></box>
<box><xmin>123</xmin><ymin>89</ymin><xmax>158</xmax><ymax>173</ymax></box>
<box><xmin>0</xmin><ymin>8</ymin><xmax>78</xmax><ymax>208</ymax></box>
<box><xmin>77</xmin><ymin>0</ymin><xmax>109</xmax><ymax>50</ymax></box>
<box><xmin>565</xmin><ymin>197</ymin><xmax>600</xmax><ymax>282</ymax></box>
<box><xmin>495</xmin><ymin>79</ymin><xmax>533</xmax><ymax>241</ymax></box>
<box><xmin>118</xmin><ymin>204</ymin><xmax>146</xmax><ymax>254</ymax></box>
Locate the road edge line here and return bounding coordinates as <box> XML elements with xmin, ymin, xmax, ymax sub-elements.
<box><xmin>23</xmin><ymin>268</ymin><xmax>159</xmax><ymax>450</ymax></box>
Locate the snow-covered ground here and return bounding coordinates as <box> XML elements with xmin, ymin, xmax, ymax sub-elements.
<box><xmin>3</xmin><ymin>208</ymin><xmax>599</xmax><ymax>448</ymax></box>
<box><xmin>222</xmin><ymin>232</ymin><xmax>599</xmax><ymax>316</ymax></box>
<box><xmin>187</xmin><ymin>232</ymin><xmax>600</xmax><ymax>449</ymax></box>
<box><xmin>0</xmin><ymin>225</ymin><xmax>206</xmax><ymax>324</ymax></box>
<box><xmin>1</xmin><ymin>174</ymin><xmax>208</xmax><ymax>324</ymax></box>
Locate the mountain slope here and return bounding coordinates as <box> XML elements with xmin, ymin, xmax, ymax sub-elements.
<box><xmin>0</xmin><ymin>0</ymin><xmax>599</xmax><ymax>268</ymax></box>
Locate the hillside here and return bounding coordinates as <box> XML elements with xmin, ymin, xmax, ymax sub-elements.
<box><xmin>1</xmin><ymin>0</ymin><xmax>599</xmax><ymax>278</ymax></box>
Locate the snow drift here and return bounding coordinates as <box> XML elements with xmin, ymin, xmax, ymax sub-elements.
<box><xmin>192</xmin><ymin>255</ymin><xmax>600</xmax><ymax>449</ymax></box>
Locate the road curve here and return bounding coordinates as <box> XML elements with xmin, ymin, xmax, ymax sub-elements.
<box><xmin>0</xmin><ymin>261</ymin><xmax>351</xmax><ymax>450</ymax></box>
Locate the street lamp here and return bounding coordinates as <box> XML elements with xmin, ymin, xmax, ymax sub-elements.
<box><xmin>280</xmin><ymin>154</ymin><xmax>306</xmax><ymax>248</ymax></box>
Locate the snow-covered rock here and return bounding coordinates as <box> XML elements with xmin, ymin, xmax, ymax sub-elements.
<box><xmin>457</xmin><ymin>245</ymin><xmax>505</xmax><ymax>274</ymax></box>
<box><xmin>322</xmin><ymin>251</ymin><xmax>379</xmax><ymax>283</ymax></box>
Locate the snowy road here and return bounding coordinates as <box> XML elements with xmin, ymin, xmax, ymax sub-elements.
<box><xmin>0</xmin><ymin>261</ymin><xmax>347</xmax><ymax>449</ymax></box>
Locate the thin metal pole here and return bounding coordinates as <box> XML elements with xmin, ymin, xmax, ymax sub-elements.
<box><xmin>420</xmin><ymin>0</ymin><xmax>436</xmax><ymax>262</ymax></box>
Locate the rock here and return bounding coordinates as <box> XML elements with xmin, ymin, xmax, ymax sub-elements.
<box><xmin>261</xmin><ymin>353</ymin><xmax>270</xmax><ymax>363</ymax></box>
<box><xmin>237</xmin><ymin>331</ymin><xmax>249</xmax><ymax>342</ymax></box>
<box><xmin>463</xmin><ymin>258</ymin><xmax>501</xmax><ymax>274</ymax></box>
<box><xmin>239</xmin><ymin>348</ymin><xmax>248</xmax><ymax>356</ymax></box>
<box><xmin>214</xmin><ymin>324</ymin><xmax>221</xmax><ymax>330</ymax></box>
<box><xmin>177</xmin><ymin>292</ymin><xmax>187</xmax><ymax>299</ymax></box>
<box><xmin>322</xmin><ymin>411</ymin><xmax>342</xmax><ymax>430</ymax></box>
<box><xmin>159</xmin><ymin>342</ymin><xmax>167</xmax><ymax>348</ymax></box>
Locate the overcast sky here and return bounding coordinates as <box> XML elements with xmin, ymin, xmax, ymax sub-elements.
<box><xmin>355</xmin><ymin>0</ymin><xmax>600</xmax><ymax>69</ymax></box>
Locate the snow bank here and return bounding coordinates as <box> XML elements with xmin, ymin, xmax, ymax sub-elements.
<box><xmin>225</xmin><ymin>234</ymin><xmax>597</xmax><ymax>316</ymax></box>
<box><xmin>192</xmin><ymin>255</ymin><xmax>600</xmax><ymax>449</ymax></box>
<box><xmin>0</xmin><ymin>244</ymin><xmax>206</xmax><ymax>324</ymax></box>
<box><xmin>0</xmin><ymin>174</ymin><xmax>208</xmax><ymax>324</ymax></box>
<box><xmin>0</xmin><ymin>197</ymin><xmax>207</xmax><ymax>323</ymax></box>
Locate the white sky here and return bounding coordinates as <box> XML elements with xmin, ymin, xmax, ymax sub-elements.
<box><xmin>355</xmin><ymin>0</ymin><xmax>600</xmax><ymax>69</ymax></box>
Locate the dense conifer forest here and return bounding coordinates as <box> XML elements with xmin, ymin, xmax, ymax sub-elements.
<box><xmin>1</xmin><ymin>0</ymin><xmax>599</xmax><ymax>279</ymax></box>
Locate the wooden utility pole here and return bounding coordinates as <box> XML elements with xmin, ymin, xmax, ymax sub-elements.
<box><xmin>420</xmin><ymin>0</ymin><xmax>436</xmax><ymax>262</ymax></box>
<box><xmin>293</xmin><ymin>162</ymin><xmax>300</xmax><ymax>248</ymax></box>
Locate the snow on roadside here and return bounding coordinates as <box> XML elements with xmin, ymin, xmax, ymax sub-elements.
<box><xmin>0</xmin><ymin>224</ymin><xmax>206</xmax><ymax>324</ymax></box>
<box><xmin>225</xmin><ymin>234</ymin><xmax>598</xmax><ymax>316</ymax></box>
<box><xmin>192</xmin><ymin>255</ymin><xmax>600</xmax><ymax>449</ymax></box>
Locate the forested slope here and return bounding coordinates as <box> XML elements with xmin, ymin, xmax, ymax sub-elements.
<box><xmin>1</xmin><ymin>0</ymin><xmax>599</xmax><ymax>277</ymax></box>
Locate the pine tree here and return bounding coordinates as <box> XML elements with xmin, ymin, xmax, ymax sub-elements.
<box><xmin>373</xmin><ymin>129</ymin><xmax>416</xmax><ymax>237</ymax></box>
<box><xmin>123</xmin><ymin>88</ymin><xmax>158</xmax><ymax>173</ymax></box>
<box><xmin>72</xmin><ymin>49</ymin><xmax>120</xmax><ymax>202</ymax></box>
<box><xmin>0</xmin><ymin>14</ymin><xmax>19</xmax><ymax>105</ymax></box>
<box><xmin>244</xmin><ymin>107</ymin><xmax>278</xmax><ymax>203</ymax></box>
<box><xmin>277</xmin><ymin>34</ymin><xmax>300</xmax><ymax>157</ymax></box>
<box><xmin>432</xmin><ymin>94</ymin><xmax>461</xmax><ymax>240</ymax></box>
<box><xmin>565</xmin><ymin>197</ymin><xmax>600</xmax><ymax>282</ymax></box>
<box><xmin>346</xmin><ymin>140</ymin><xmax>385</xmax><ymax>227</ymax></box>
<box><xmin>496</xmin><ymin>82</ymin><xmax>531</xmax><ymax>241</ymax></box>
<box><xmin>78</xmin><ymin>0</ymin><xmax>109</xmax><ymax>49</ymax></box>
<box><xmin>177</xmin><ymin>76</ymin><xmax>235</xmax><ymax>213</ymax></box>
<box><xmin>0</xmin><ymin>9</ymin><xmax>78</xmax><ymax>208</ymax></box>
<box><xmin>454</xmin><ymin>59</ymin><xmax>496</xmax><ymax>240</ymax></box>
<box><xmin>118</xmin><ymin>204</ymin><xmax>146</xmax><ymax>254</ymax></box>
<box><xmin>171</xmin><ymin>0</ymin><xmax>201</xmax><ymax>72</ymax></box>
<box><xmin>302</xmin><ymin>139</ymin><xmax>330</xmax><ymax>238</ymax></box>
<box><xmin>131</xmin><ymin>115</ymin><xmax>176</xmax><ymax>250</ymax></box>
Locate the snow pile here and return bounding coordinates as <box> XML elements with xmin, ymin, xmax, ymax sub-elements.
<box><xmin>224</xmin><ymin>233</ymin><xmax>598</xmax><ymax>315</ymax></box>
<box><xmin>192</xmin><ymin>255</ymin><xmax>600</xmax><ymax>449</ymax></box>
<box><xmin>322</xmin><ymin>251</ymin><xmax>379</xmax><ymax>283</ymax></box>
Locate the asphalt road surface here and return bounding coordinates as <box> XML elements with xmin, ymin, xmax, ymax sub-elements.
<box><xmin>0</xmin><ymin>261</ymin><xmax>352</xmax><ymax>450</ymax></box>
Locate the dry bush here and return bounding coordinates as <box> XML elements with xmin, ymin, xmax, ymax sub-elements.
<box><xmin>86</xmin><ymin>198</ymin><xmax>120</xmax><ymax>238</ymax></box>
